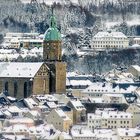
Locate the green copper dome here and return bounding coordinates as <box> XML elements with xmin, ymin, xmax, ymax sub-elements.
<box><xmin>44</xmin><ymin>16</ymin><xmax>61</xmax><ymax>41</ymax></box>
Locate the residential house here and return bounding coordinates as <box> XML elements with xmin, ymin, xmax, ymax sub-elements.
<box><xmin>67</xmin><ymin>99</ymin><xmax>86</xmax><ymax>124</ymax></box>
<box><xmin>46</xmin><ymin>109</ymin><xmax>72</xmax><ymax>132</ymax></box>
<box><xmin>128</xmin><ymin>65</ymin><xmax>140</xmax><ymax>79</ymax></box>
<box><xmin>126</xmin><ymin>103</ymin><xmax>140</xmax><ymax>127</ymax></box>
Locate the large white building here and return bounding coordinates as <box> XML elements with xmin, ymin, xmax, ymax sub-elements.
<box><xmin>88</xmin><ymin>109</ymin><xmax>133</xmax><ymax>130</ymax></box>
<box><xmin>2</xmin><ymin>32</ymin><xmax>43</xmax><ymax>49</ymax></box>
<box><xmin>90</xmin><ymin>31</ymin><xmax>129</xmax><ymax>50</ymax></box>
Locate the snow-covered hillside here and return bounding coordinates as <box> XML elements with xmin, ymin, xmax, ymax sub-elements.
<box><xmin>0</xmin><ymin>0</ymin><xmax>140</xmax><ymax>74</ymax></box>
<box><xmin>20</xmin><ymin>0</ymin><xmax>79</xmax><ymax>5</ymax></box>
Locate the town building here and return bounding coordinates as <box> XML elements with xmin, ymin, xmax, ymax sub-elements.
<box><xmin>82</xmin><ymin>82</ymin><xmax>137</xmax><ymax>99</ymax></box>
<box><xmin>90</xmin><ymin>31</ymin><xmax>129</xmax><ymax>50</ymax></box>
<box><xmin>102</xmin><ymin>94</ymin><xmax>127</xmax><ymax>104</ymax></box>
<box><xmin>126</xmin><ymin>103</ymin><xmax>140</xmax><ymax>127</ymax></box>
<box><xmin>46</xmin><ymin>108</ymin><xmax>72</xmax><ymax>132</ymax></box>
<box><xmin>88</xmin><ymin>109</ymin><xmax>133</xmax><ymax>129</ymax></box>
<box><xmin>67</xmin><ymin>99</ymin><xmax>86</xmax><ymax>124</ymax></box>
<box><xmin>128</xmin><ymin>65</ymin><xmax>140</xmax><ymax>79</ymax></box>
<box><xmin>133</xmin><ymin>37</ymin><xmax>140</xmax><ymax>45</ymax></box>
<box><xmin>2</xmin><ymin>32</ymin><xmax>41</xmax><ymax>49</ymax></box>
<box><xmin>117</xmin><ymin>127</ymin><xmax>140</xmax><ymax>140</ymax></box>
<box><xmin>66</xmin><ymin>72</ymin><xmax>94</xmax><ymax>98</ymax></box>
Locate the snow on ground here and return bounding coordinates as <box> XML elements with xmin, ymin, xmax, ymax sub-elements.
<box><xmin>0</xmin><ymin>47</ymin><xmax>43</xmax><ymax>61</ymax></box>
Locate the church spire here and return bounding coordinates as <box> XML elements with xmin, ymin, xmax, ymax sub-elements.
<box><xmin>50</xmin><ymin>7</ymin><xmax>56</xmax><ymax>28</ymax></box>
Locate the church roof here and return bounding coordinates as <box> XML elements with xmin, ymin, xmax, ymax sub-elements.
<box><xmin>44</xmin><ymin>16</ymin><xmax>61</xmax><ymax>41</ymax></box>
<box><xmin>0</xmin><ymin>62</ymin><xmax>43</xmax><ymax>78</ymax></box>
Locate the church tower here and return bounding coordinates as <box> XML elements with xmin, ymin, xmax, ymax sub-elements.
<box><xmin>43</xmin><ymin>13</ymin><xmax>66</xmax><ymax>94</ymax></box>
<box><xmin>43</xmin><ymin>15</ymin><xmax>62</xmax><ymax>61</ymax></box>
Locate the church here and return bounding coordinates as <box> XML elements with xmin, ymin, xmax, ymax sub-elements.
<box><xmin>0</xmin><ymin>15</ymin><xmax>66</xmax><ymax>99</ymax></box>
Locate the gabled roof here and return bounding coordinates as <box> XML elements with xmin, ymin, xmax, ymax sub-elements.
<box><xmin>94</xmin><ymin>31</ymin><xmax>127</xmax><ymax>38</ymax></box>
<box><xmin>131</xmin><ymin>65</ymin><xmax>140</xmax><ymax>72</ymax></box>
<box><xmin>0</xmin><ymin>62</ymin><xmax>43</xmax><ymax>78</ymax></box>
<box><xmin>69</xmin><ymin>100</ymin><xmax>85</xmax><ymax>110</ymax></box>
<box><xmin>55</xmin><ymin>109</ymin><xmax>70</xmax><ymax>120</ymax></box>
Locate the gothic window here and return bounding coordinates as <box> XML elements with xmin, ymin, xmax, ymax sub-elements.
<box><xmin>24</xmin><ymin>82</ymin><xmax>28</xmax><ymax>98</ymax></box>
<box><xmin>4</xmin><ymin>82</ymin><xmax>8</xmax><ymax>92</ymax></box>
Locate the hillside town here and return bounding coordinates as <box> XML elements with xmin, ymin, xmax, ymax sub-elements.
<box><xmin>0</xmin><ymin>2</ymin><xmax>140</xmax><ymax>139</ymax></box>
<box><xmin>0</xmin><ymin>29</ymin><xmax>140</xmax><ymax>61</ymax></box>
<box><xmin>0</xmin><ymin>64</ymin><xmax>140</xmax><ymax>139</ymax></box>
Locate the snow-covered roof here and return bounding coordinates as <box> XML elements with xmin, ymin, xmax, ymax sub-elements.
<box><xmin>103</xmin><ymin>93</ymin><xmax>124</xmax><ymax>97</ymax></box>
<box><xmin>24</xmin><ymin>98</ymin><xmax>38</xmax><ymax>109</ymax></box>
<box><xmin>82</xmin><ymin>82</ymin><xmax>137</xmax><ymax>94</ymax></box>
<box><xmin>2</xmin><ymin>110</ymin><xmax>12</xmax><ymax>117</ymax></box>
<box><xmin>130</xmin><ymin>44</ymin><xmax>140</xmax><ymax>48</ymax></box>
<box><xmin>69</xmin><ymin>80</ymin><xmax>93</xmax><ymax>86</ymax></box>
<box><xmin>88</xmin><ymin>110</ymin><xmax>133</xmax><ymax>119</ymax></box>
<box><xmin>93</xmin><ymin>31</ymin><xmax>127</xmax><ymax>38</ymax></box>
<box><xmin>59</xmin><ymin>132</ymin><xmax>72</xmax><ymax>139</ymax></box>
<box><xmin>131</xmin><ymin>65</ymin><xmax>140</xmax><ymax>72</ymax></box>
<box><xmin>71</xmin><ymin>126</ymin><xmax>95</xmax><ymax>138</ymax></box>
<box><xmin>117</xmin><ymin>128</ymin><xmax>140</xmax><ymax>137</ymax></box>
<box><xmin>7</xmin><ymin>106</ymin><xmax>22</xmax><ymax>113</ymax></box>
<box><xmin>3</xmin><ymin>135</ymin><xmax>26</xmax><ymax>140</ymax></box>
<box><xmin>19</xmin><ymin>39</ymin><xmax>43</xmax><ymax>43</ymax></box>
<box><xmin>71</xmin><ymin>125</ymin><xmax>117</xmax><ymax>139</ymax></box>
<box><xmin>55</xmin><ymin>109</ymin><xmax>70</xmax><ymax>120</ymax></box>
<box><xmin>89</xmin><ymin>97</ymin><xmax>104</xmax><ymax>103</ymax></box>
<box><xmin>134</xmin><ymin>37</ymin><xmax>140</xmax><ymax>40</ymax></box>
<box><xmin>9</xmin><ymin>118</ymin><xmax>34</xmax><ymax>124</ymax></box>
<box><xmin>0</xmin><ymin>62</ymin><xmax>43</xmax><ymax>78</ymax></box>
<box><xmin>33</xmin><ymin>94</ymin><xmax>58</xmax><ymax>102</ymax></box>
<box><xmin>104</xmin><ymin>70</ymin><xmax>134</xmax><ymax>83</ymax></box>
<box><xmin>46</xmin><ymin>101</ymin><xmax>57</xmax><ymax>109</ymax></box>
<box><xmin>29</xmin><ymin>110</ymin><xmax>40</xmax><ymax>117</ymax></box>
<box><xmin>70</xmin><ymin>100</ymin><xmax>85</xmax><ymax>110</ymax></box>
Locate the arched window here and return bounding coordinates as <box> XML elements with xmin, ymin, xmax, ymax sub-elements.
<box><xmin>14</xmin><ymin>82</ymin><xmax>18</xmax><ymax>97</ymax></box>
<box><xmin>4</xmin><ymin>82</ymin><xmax>8</xmax><ymax>92</ymax></box>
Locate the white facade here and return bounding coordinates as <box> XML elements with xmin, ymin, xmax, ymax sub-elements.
<box><xmin>88</xmin><ymin>109</ymin><xmax>133</xmax><ymax>130</ymax></box>
<box><xmin>133</xmin><ymin>37</ymin><xmax>140</xmax><ymax>45</ymax></box>
<box><xmin>3</xmin><ymin>32</ymin><xmax>42</xmax><ymax>49</ymax></box>
<box><xmin>91</xmin><ymin>31</ymin><xmax>129</xmax><ymax>50</ymax></box>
